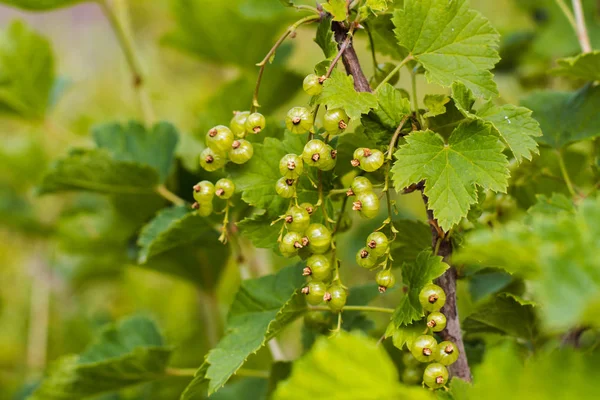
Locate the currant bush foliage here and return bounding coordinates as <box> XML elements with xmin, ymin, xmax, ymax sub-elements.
<box><xmin>1</xmin><ymin>0</ymin><xmax>600</xmax><ymax>399</ymax></box>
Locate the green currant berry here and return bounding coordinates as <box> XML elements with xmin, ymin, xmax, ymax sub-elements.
<box><xmin>402</xmin><ymin>352</ymin><xmax>421</xmax><ymax>368</ymax></box>
<box><xmin>286</xmin><ymin>106</ymin><xmax>314</xmax><ymax>134</ymax></box>
<box><xmin>426</xmin><ymin>312</ymin><xmax>447</xmax><ymax>333</ymax></box>
<box><xmin>402</xmin><ymin>368</ymin><xmax>422</xmax><ymax>385</ymax></box>
<box><xmin>375</xmin><ymin>269</ymin><xmax>396</xmax><ymax>293</ymax></box>
<box><xmin>192</xmin><ymin>181</ymin><xmax>215</xmax><ymax>203</ymax></box>
<box><xmin>410</xmin><ymin>335</ymin><xmax>438</xmax><ymax>363</ymax></box>
<box><xmin>299</xmin><ymin>202</ymin><xmax>314</xmax><ymax>216</ymax></box>
<box><xmin>230</xmin><ymin>111</ymin><xmax>249</xmax><ymax>138</ymax></box>
<box><xmin>302</xmin><ymin>139</ymin><xmax>329</xmax><ymax>168</ymax></box>
<box><xmin>285</xmin><ymin>205</ymin><xmax>311</xmax><ymax>233</ymax></box>
<box><xmin>353</xmin><ymin>192</ymin><xmax>380</xmax><ymax>219</ymax></box>
<box><xmin>245</xmin><ymin>112</ymin><xmax>266</xmax><ymax>134</ymax></box>
<box><xmin>206</xmin><ymin>125</ymin><xmax>234</xmax><ymax>153</ymax></box>
<box><xmin>324</xmin><ymin>284</ymin><xmax>347</xmax><ymax>312</ymax></box>
<box><xmin>371</xmin><ymin>62</ymin><xmax>400</xmax><ymax>87</ymax></box>
<box><xmin>435</xmin><ymin>341</ymin><xmax>459</xmax><ymax>366</ymax></box>
<box><xmin>200</xmin><ymin>147</ymin><xmax>226</xmax><ymax>172</ymax></box>
<box><xmin>215</xmin><ymin>179</ymin><xmax>235</xmax><ymax>199</ymax></box>
<box><xmin>303</xmin><ymin>311</ymin><xmax>330</xmax><ymax>330</ymax></box>
<box><xmin>352</xmin><ymin>148</ymin><xmax>384</xmax><ymax>172</ymax></box>
<box><xmin>229</xmin><ymin>139</ymin><xmax>254</xmax><ymax>164</ymax></box>
<box><xmin>279</xmin><ymin>154</ymin><xmax>304</xmax><ymax>179</ymax></box>
<box><xmin>303</xmin><ymin>74</ymin><xmax>325</xmax><ymax>96</ymax></box>
<box><xmin>304</xmin><ymin>254</ymin><xmax>332</xmax><ymax>282</ymax></box>
<box><xmin>419</xmin><ymin>284</ymin><xmax>446</xmax><ymax>312</ymax></box>
<box><xmin>279</xmin><ymin>231</ymin><xmax>304</xmax><ymax>257</ymax></box>
<box><xmin>302</xmin><ymin>281</ymin><xmax>327</xmax><ymax>306</ymax></box>
<box><xmin>356</xmin><ymin>247</ymin><xmax>377</xmax><ymax>269</ymax></box>
<box><xmin>366</xmin><ymin>231</ymin><xmax>389</xmax><ymax>257</ymax></box>
<box><xmin>423</xmin><ymin>363</ymin><xmax>448</xmax><ymax>389</ymax></box>
<box><xmin>192</xmin><ymin>201</ymin><xmax>213</xmax><ymax>217</ymax></box>
<box><xmin>323</xmin><ymin>108</ymin><xmax>349</xmax><ymax>135</ymax></box>
<box><xmin>349</xmin><ymin>176</ymin><xmax>373</xmax><ymax>196</ymax></box>
<box><xmin>275</xmin><ymin>177</ymin><xmax>297</xmax><ymax>199</ymax></box>
<box><xmin>318</xmin><ymin>145</ymin><xmax>337</xmax><ymax>171</ymax></box>
<box><xmin>304</xmin><ymin>223</ymin><xmax>332</xmax><ymax>254</ymax></box>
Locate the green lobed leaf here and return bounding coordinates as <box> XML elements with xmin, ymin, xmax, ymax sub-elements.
<box><xmin>236</xmin><ymin>212</ymin><xmax>281</xmax><ymax>251</ymax></box>
<box><xmin>273</xmin><ymin>332</ymin><xmax>433</xmax><ymax>400</ymax></box>
<box><xmin>463</xmin><ymin>293</ymin><xmax>538</xmax><ymax>340</ymax></box>
<box><xmin>391</xmin><ymin>251</ymin><xmax>449</xmax><ymax>327</ymax></box>
<box><xmin>451</xmin><ymin>81</ymin><xmax>542</xmax><ymax>163</ymax></box>
<box><xmin>209</xmin><ymin>378</ymin><xmax>268</xmax><ymax>400</ymax></box>
<box><xmin>366</xmin><ymin>14</ymin><xmax>409</xmax><ymax>61</ymax></box>
<box><xmin>93</xmin><ymin>121</ymin><xmax>179</xmax><ymax>182</ymax></box>
<box><xmin>423</xmin><ymin>94</ymin><xmax>450</xmax><ymax>118</ymax></box>
<box><xmin>522</xmin><ymin>84</ymin><xmax>600</xmax><ymax>149</ymax></box>
<box><xmin>0</xmin><ymin>0</ymin><xmax>88</xmax><ymax>9</ymax></box>
<box><xmin>181</xmin><ymin>265</ymin><xmax>307</xmax><ymax>398</ymax></box>
<box><xmin>38</xmin><ymin>149</ymin><xmax>159</xmax><ymax>196</ymax></box>
<box><xmin>321</xmin><ymin>0</ymin><xmax>348</xmax><ymax>22</ymax></box>
<box><xmin>361</xmin><ymin>83</ymin><xmax>411</xmax><ymax>145</ymax></box>
<box><xmin>136</xmin><ymin>206</ymin><xmax>217</xmax><ymax>264</ymax></box>
<box><xmin>314</xmin><ymin>16</ymin><xmax>338</xmax><ymax>59</ymax></box>
<box><xmin>366</xmin><ymin>0</ymin><xmax>389</xmax><ymax>12</ymax></box>
<box><xmin>392</xmin><ymin>120</ymin><xmax>509</xmax><ymax>231</ymax></box>
<box><xmin>29</xmin><ymin>316</ymin><xmax>171</xmax><ymax>399</ymax></box>
<box><xmin>527</xmin><ymin>193</ymin><xmax>575</xmax><ymax>217</ymax></box>
<box><xmin>393</xmin><ymin>0</ymin><xmax>500</xmax><ymax>98</ymax></box>
<box><xmin>550</xmin><ymin>51</ymin><xmax>600</xmax><ymax>82</ymax></box>
<box><xmin>390</xmin><ymin>219</ymin><xmax>431</xmax><ymax>264</ymax></box>
<box><xmin>0</xmin><ymin>20</ymin><xmax>54</xmax><ymax>119</ymax></box>
<box><xmin>319</xmin><ymin>69</ymin><xmax>378</xmax><ymax>120</ymax></box>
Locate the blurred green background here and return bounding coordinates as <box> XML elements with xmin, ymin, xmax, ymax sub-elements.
<box><xmin>1</xmin><ymin>0</ymin><xmax>599</xmax><ymax>399</ymax></box>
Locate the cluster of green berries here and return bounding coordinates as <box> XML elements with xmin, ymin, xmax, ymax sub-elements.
<box><xmin>199</xmin><ymin>111</ymin><xmax>265</xmax><ymax>171</ymax></box>
<box><xmin>346</xmin><ymin>176</ymin><xmax>380</xmax><ymax>219</ymax></box>
<box><xmin>191</xmin><ymin>178</ymin><xmax>235</xmax><ymax>216</ymax></box>
<box><xmin>355</xmin><ymin>230</ymin><xmax>395</xmax><ymax>292</ymax></box>
<box><xmin>404</xmin><ymin>284</ymin><xmax>458</xmax><ymax>389</ymax></box>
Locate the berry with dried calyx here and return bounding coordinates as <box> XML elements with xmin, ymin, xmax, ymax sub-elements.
<box><xmin>303</xmin><ymin>281</ymin><xmax>327</xmax><ymax>306</ymax></box>
<box><xmin>323</xmin><ymin>108</ymin><xmax>349</xmax><ymax>135</ymax></box>
<box><xmin>366</xmin><ymin>231</ymin><xmax>389</xmax><ymax>257</ymax></box>
<box><xmin>303</xmin><ymin>74</ymin><xmax>325</xmax><ymax>96</ymax></box>
<box><xmin>353</xmin><ymin>192</ymin><xmax>380</xmax><ymax>219</ymax></box>
<box><xmin>325</xmin><ymin>284</ymin><xmax>347</xmax><ymax>312</ymax></box>
<box><xmin>352</xmin><ymin>147</ymin><xmax>384</xmax><ymax>172</ymax></box>
<box><xmin>435</xmin><ymin>341</ymin><xmax>459</xmax><ymax>366</ymax></box>
<box><xmin>419</xmin><ymin>284</ymin><xmax>446</xmax><ymax>312</ymax></box>
<box><xmin>192</xmin><ymin>200</ymin><xmax>213</xmax><ymax>217</ymax></box>
<box><xmin>350</xmin><ymin>176</ymin><xmax>373</xmax><ymax>195</ymax></box>
<box><xmin>305</xmin><ymin>254</ymin><xmax>332</xmax><ymax>281</ymax></box>
<box><xmin>206</xmin><ymin>125</ymin><xmax>234</xmax><ymax>153</ymax></box>
<box><xmin>275</xmin><ymin>177</ymin><xmax>297</xmax><ymax>198</ymax></box>
<box><xmin>410</xmin><ymin>335</ymin><xmax>438</xmax><ymax>363</ymax></box>
<box><xmin>356</xmin><ymin>247</ymin><xmax>377</xmax><ymax>269</ymax></box>
<box><xmin>426</xmin><ymin>312</ymin><xmax>447</xmax><ymax>333</ymax></box>
<box><xmin>279</xmin><ymin>154</ymin><xmax>304</xmax><ymax>179</ymax></box>
<box><xmin>375</xmin><ymin>269</ymin><xmax>396</xmax><ymax>293</ymax></box>
<box><xmin>302</xmin><ymin>139</ymin><xmax>330</xmax><ymax>169</ymax></box>
<box><xmin>284</xmin><ymin>205</ymin><xmax>311</xmax><ymax>233</ymax></box>
<box><xmin>193</xmin><ymin>180</ymin><xmax>215</xmax><ymax>203</ymax></box>
<box><xmin>230</xmin><ymin>111</ymin><xmax>250</xmax><ymax>137</ymax></box>
<box><xmin>423</xmin><ymin>363</ymin><xmax>448</xmax><ymax>389</ymax></box>
<box><xmin>299</xmin><ymin>202</ymin><xmax>314</xmax><ymax>215</ymax></box>
<box><xmin>200</xmin><ymin>147</ymin><xmax>226</xmax><ymax>172</ymax></box>
<box><xmin>280</xmin><ymin>231</ymin><xmax>304</xmax><ymax>258</ymax></box>
<box><xmin>215</xmin><ymin>179</ymin><xmax>235</xmax><ymax>199</ymax></box>
<box><xmin>304</xmin><ymin>223</ymin><xmax>331</xmax><ymax>254</ymax></box>
<box><xmin>245</xmin><ymin>112</ymin><xmax>266</xmax><ymax>134</ymax></box>
<box><xmin>229</xmin><ymin>139</ymin><xmax>254</xmax><ymax>164</ymax></box>
<box><xmin>286</xmin><ymin>106</ymin><xmax>313</xmax><ymax>134</ymax></box>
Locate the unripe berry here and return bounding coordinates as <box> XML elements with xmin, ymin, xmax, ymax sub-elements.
<box><xmin>280</xmin><ymin>231</ymin><xmax>304</xmax><ymax>257</ymax></box>
<box><xmin>215</xmin><ymin>179</ymin><xmax>235</xmax><ymax>199</ymax></box>
<box><xmin>402</xmin><ymin>352</ymin><xmax>421</xmax><ymax>368</ymax></box>
<box><xmin>192</xmin><ymin>201</ymin><xmax>213</xmax><ymax>217</ymax></box>
<box><xmin>349</xmin><ymin>176</ymin><xmax>373</xmax><ymax>196</ymax></box>
<box><xmin>402</xmin><ymin>368</ymin><xmax>422</xmax><ymax>385</ymax></box>
<box><xmin>426</xmin><ymin>312</ymin><xmax>447</xmax><ymax>332</ymax></box>
<box><xmin>302</xmin><ymin>139</ymin><xmax>329</xmax><ymax>169</ymax></box>
<box><xmin>304</xmin><ymin>223</ymin><xmax>332</xmax><ymax>254</ymax></box>
<box><xmin>410</xmin><ymin>335</ymin><xmax>438</xmax><ymax>363</ymax></box>
<box><xmin>200</xmin><ymin>147</ymin><xmax>226</xmax><ymax>172</ymax></box>
<box><xmin>352</xmin><ymin>192</ymin><xmax>380</xmax><ymax>219</ymax></box>
<box><xmin>192</xmin><ymin>181</ymin><xmax>215</xmax><ymax>203</ymax></box>
<box><xmin>286</xmin><ymin>107</ymin><xmax>314</xmax><ymax>134</ymax></box>
<box><xmin>375</xmin><ymin>269</ymin><xmax>396</xmax><ymax>293</ymax></box>
<box><xmin>352</xmin><ymin>148</ymin><xmax>384</xmax><ymax>172</ymax></box>
<box><xmin>299</xmin><ymin>202</ymin><xmax>314</xmax><ymax>215</ymax></box>
<box><xmin>285</xmin><ymin>205</ymin><xmax>311</xmax><ymax>233</ymax></box>
<box><xmin>230</xmin><ymin>111</ymin><xmax>249</xmax><ymax>138</ymax></box>
<box><xmin>229</xmin><ymin>139</ymin><xmax>254</xmax><ymax>164</ymax></box>
<box><xmin>318</xmin><ymin>145</ymin><xmax>337</xmax><ymax>171</ymax></box>
<box><xmin>206</xmin><ymin>125</ymin><xmax>234</xmax><ymax>153</ymax></box>
<box><xmin>279</xmin><ymin>154</ymin><xmax>304</xmax><ymax>179</ymax></box>
<box><xmin>366</xmin><ymin>231</ymin><xmax>389</xmax><ymax>257</ymax></box>
<box><xmin>419</xmin><ymin>284</ymin><xmax>446</xmax><ymax>312</ymax></box>
<box><xmin>435</xmin><ymin>341</ymin><xmax>459</xmax><ymax>366</ymax></box>
<box><xmin>245</xmin><ymin>112</ymin><xmax>266</xmax><ymax>134</ymax></box>
<box><xmin>303</xmin><ymin>74</ymin><xmax>325</xmax><ymax>96</ymax></box>
<box><xmin>302</xmin><ymin>281</ymin><xmax>327</xmax><ymax>306</ymax></box>
<box><xmin>275</xmin><ymin>177</ymin><xmax>296</xmax><ymax>198</ymax></box>
<box><xmin>323</xmin><ymin>108</ymin><xmax>349</xmax><ymax>135</ymax></box>
<box><xmin>423</xmin><ymin>363</ymin><xmax>448</xmax><ymax>389</ymax></box>
<box><xmin>304</xmin><ymin>254</ymin><xmax>332</xmax><ymax>281</ymax></box>
<box><xmin>356</xmin><ymin>247</ymin><xmax>377</xmax><ymax>269</ymax></box>
<box><xmin>325</xmin><ymin>284</ymin><xmax>347</xmax><ymax>312</ymax></box>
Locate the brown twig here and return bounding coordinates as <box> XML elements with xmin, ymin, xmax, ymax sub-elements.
<box><xmin>331</xmin><ymin>22</ymin><xmax>372</xmax><ymax>92</ymax></box>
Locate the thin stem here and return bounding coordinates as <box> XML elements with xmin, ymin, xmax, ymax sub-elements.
<box><xmin>166</xmin><ymin>367</ymin><xmax>270</xmax><ymax>379</ymax></box>
<box><xmin>219</xmin><ymin>201</ymin><xmax>231</xmax><ymax>244</ymax></box>
<box><xmin>571</xmin><ymin>0</ymin><xmax>592</xmax><ymax>53</ymax></box>
<box><xmin>156</xmin><ymin>184</ymin><xmax>186</xmax><ymax>206</ymax></box>
<box><xmin>374</xmin><ymin>55</ymin><xmax>413</xmax><ymax>91</ymax></box>
<box><xmin>364</xmin><ymin>22</ymin><xmax>379</xmax><ymax>72</ymax></box>
<box><xmin>98</xmin><ymin>0</ymin><xmax>155</xmax><ymax>125</ymax></box>
<box><xmin>251</xmin><ymin>15</ymin><xmax>320</xmax><ymax>112</ymax></box>
<box><xmin>555</xmin><ymin>0</ymin><xmax>578</xmax><ymax>32</ymax></box>
<box><xmin>294</xmin><ymin>4</ymin><xmax>320</xmax><ymax>13</ymax></box>
<box><xmin>310</xmin><ymin>305</ymin><xmax>395</xmax><ymax>314</ymax></box>
<box><xmin>387</xmin><ymin>116</ymin><xmax>409</xmax><ymax>160</ymax></box>
<box><xmin>328</xmin><ymin>188</ymin><xmax>351</xmax><ymax>197</ymax></box>
<box><xmin>556</xmin><ymin>150</ymin><xmax>577</xmax><ymax>197</ymax></box>
<box><xmin>410</xmin><ymin>68</ymin><xmax>419</xmax><ymax>115</ymax></box>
